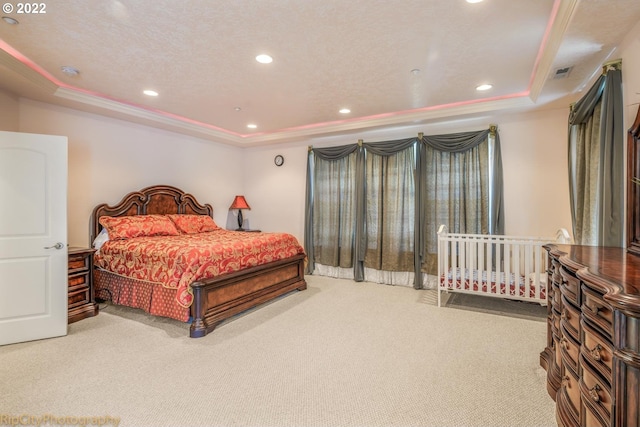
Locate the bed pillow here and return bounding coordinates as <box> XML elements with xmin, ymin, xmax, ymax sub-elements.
<box><xmin>168</xmin><ymin>214</ymin><xmax>220</xmax><ymax>234</ymax></box>
<box><xmin>92</xmin><ymin>227</ymin><xmax>110</xmax><ymax>251</ymax></box>
<box><xmin>98</xmin><ymin>215</ymin><xmax>180</xmax><ymax>240</ymax></box>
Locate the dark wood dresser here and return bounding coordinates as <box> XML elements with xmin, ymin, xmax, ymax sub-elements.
<box><xmin>68</xmin><ymin>247</ymin><xmax>98</xmax><ymax>323</ymax></box>
<box><xmin>540</xmin><ymin>244</ymin><xmax>640</xmax><ymax>427</ymax></box>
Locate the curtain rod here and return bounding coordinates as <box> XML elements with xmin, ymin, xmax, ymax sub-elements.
<box><xmin>308</xmin><ymin>145</ymin><xmax>313</xmax><ymax>152</ymax></box>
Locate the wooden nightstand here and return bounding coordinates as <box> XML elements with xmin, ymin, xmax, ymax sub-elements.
<box><xmin>67</xmin><ymin>247</ymin><xmax>98</xmax><ymax>323</ymax></box>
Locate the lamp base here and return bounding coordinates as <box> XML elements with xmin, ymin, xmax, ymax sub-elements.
<box><xmin>237</xmin><ymin>209</ymin><xmax>244</xmax><ymax>230</ymax></box>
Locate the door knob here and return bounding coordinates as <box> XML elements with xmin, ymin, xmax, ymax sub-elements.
<box><xmin>44</xmin><ymin>242</ymin><xmax>64</xmax><ymax>250</ymax></box>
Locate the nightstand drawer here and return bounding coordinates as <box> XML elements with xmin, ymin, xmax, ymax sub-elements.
<box><xmin>68</xmin><ymin>254</ymin><xmax>90</xmax><ymax>272</ymax></box>
<box><xmin>68</xmin><ymin>272</ymin><xmax>90</xmax><ymax>289</ymax></box>
<box><xmin>67</xmin><ymin>247</ymin><xmax>97</xmax><ymax>323</ymax></box>
<box><xmin>68</xmin><ymin>287</ymin><xmax>90</xmax><ymax>308</ymax></box>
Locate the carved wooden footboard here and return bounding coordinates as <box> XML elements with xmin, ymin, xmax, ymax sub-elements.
<box><xmin>190</xmin><ymin>253</ymin><xmax>306</xmax><ymax>337</ymax></box>
<box><xmin>90</xmin><ymin>185</ymin><xmax>306</xmax><ymax>338</ymax></box>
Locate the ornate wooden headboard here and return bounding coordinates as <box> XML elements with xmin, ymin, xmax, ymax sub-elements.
<box><xmin>90</xmin><ymin>185</ymin><xmax>214</xmax><ymax>243</ymax></box>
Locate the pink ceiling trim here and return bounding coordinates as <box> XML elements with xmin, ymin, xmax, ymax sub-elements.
<box><xmin>244</xmin><ymin>91</ymin><xmax>531</xmax><ymax>138</ymax></box>
<box><xmin>1</xmin><ymin>0</ymin><xmax>559</xmax><ymax>143</ymax></box>
<box><xmin>527</xmin><ymin>0</ymin><xmax>562</xmax><ymax>90</ymax></box>
<box><xmin>0</xmin><ymin>39</ymin><xmax>243</xmax><ymax>137</ymax></box>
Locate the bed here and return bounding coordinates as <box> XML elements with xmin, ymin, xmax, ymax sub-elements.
<box><xmin>437</xmin><ymin>225</ymin><xmax>571</xmax><ymax>307</ymax></box>
<box><xmin>90</xmin><ymin>185</ymin><xmax>307</xmax><ymax>338</ymax></box>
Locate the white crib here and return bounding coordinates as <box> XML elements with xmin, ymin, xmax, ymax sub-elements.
<box><xmin>437</xmin><ymin>225</ymin><xmax>571</xmax><ymax>307</ymax></box>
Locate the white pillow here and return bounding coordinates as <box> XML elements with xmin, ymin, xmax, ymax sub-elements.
<box><xmin>92</xmin><ymin>228</ymin><xmax>110</xmax><ymax>252</ymax></box>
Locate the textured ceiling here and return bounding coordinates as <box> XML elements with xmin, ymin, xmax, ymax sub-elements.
<box><xmin>1</xmin><ymin>0</ymin><xmax>639</xmax><ymax>145</ymax></box>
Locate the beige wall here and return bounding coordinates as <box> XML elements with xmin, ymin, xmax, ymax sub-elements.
<box><xmin>494</xmin><ymin>108</ymin><xmax>572</xmax><ymax>237</ymax></box>
<box><xmin>0</xmin><ymin>90</ymin><xmax>19</xmax><ymax>131</ymax></box>
<box><xmin>619</xmin><ymin>19</ymin><xmax>640</xmax><ymax>129</ymax></box>
<box><xmin>18</xmin><ymin>99</ymin><xmax>245</xmax><ymax>247</ymax></box>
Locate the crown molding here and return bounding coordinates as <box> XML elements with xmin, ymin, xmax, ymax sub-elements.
<box><xmin>242</xmin><ymin>96</ymin><xmax>536</xmax><ymax>144</ymax></box>
<box><xmin>528</xmin><ymin>0</ymin><xmax>580</xmax><ymax>102</ymax></box>
<box><xmin>54</xmin><ymin>86</ymin><xmax>245</xmax><ymax>145</ymax></box>
<box><xmin>0</xmin><ymin>49</ymin><xmax>59</xmax><ymax>94</ymax></box>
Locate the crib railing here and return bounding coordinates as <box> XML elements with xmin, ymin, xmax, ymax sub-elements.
<box><xmin>437</xmin><ymin>225</ymin><xmax>571</xmax><ymax>307</ymax></box>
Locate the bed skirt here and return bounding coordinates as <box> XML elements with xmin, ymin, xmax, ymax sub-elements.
<box><xmin>94</xmin><ymin>269</ymin><xmax>190</xmax><ymax>322</ymax></box>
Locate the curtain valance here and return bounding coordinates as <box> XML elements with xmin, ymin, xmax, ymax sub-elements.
<box><xmin>362</xmin><ymin>137</ymin><xmax>418</xmax><ymax>155</ymax></box>
<box><xmin>311</xmin><ymin>143</ymin><xmax>361</xmax><ymax>160</ymax></box>
<box><xmin>569</xmin><ymin>75</ymin><xmax>606</xmax><ymax>125</ymax></box>
<box><xmin>420</xmin><ymin>129</ymin><xmax>491</xmax><ymax>153</ymax></box>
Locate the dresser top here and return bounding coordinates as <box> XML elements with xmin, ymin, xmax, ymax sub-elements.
<box><xmin>546</xmin><ymin>244</ymin><xmax>640</xmax><ymax>312</ymax></box>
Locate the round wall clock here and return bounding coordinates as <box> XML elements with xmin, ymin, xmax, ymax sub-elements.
<box><xmin>274</xmin><ymin>154</ymin><xmax>284</xmax><ymax>167</ymax></box>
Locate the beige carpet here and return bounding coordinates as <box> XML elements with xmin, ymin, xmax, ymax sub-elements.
<box><xmin>0</xmin><ymin>275</ymin><xmax>556</xmax><ymax>427</ymax></box>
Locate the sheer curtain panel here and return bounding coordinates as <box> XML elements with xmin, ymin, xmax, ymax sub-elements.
<box><xmin>568</xmin><ymin>65</ymin><xmax>623</xmax><ymax>246</ymax></box>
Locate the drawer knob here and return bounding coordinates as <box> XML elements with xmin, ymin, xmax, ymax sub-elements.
<box><xmin>590</xmin><ymin>304</ymin><xmax>600</xmax><ymax>315</ymax></box>
<box><xmin>560</xmin><ymin>337</ymin><xmax>569</xmax><ymax>350</ymax></box>
<box><xmin>588</xmin><ymin>384</ymin><xmax>601</xmax><ymax>402</ymax></box>
<box><xmin>562</xmin><ymin>376</ymin><xmax>570</xmax><ymax>387</ymax></box>
<box><xmin>561</xmin><ymin>310</ymin><xmax>569</xmax><ymax>320</ymax></box>
<box><xmin>589</xmin><ymin>344</ymin><xmax>603</xmax><ymax>362</ymax></box>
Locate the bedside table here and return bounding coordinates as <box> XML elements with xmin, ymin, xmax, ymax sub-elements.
<box><xmin>235</xmin><ymin>229</ymin><xmax>261</xmax><ymax>232</ymax></box>
<box><xmin>67</xmin><ymin>247</ymin><xmax>98</xmax><ymax>323</ymax></box>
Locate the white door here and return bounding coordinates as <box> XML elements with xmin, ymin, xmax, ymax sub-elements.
<box><xmin>0</xmin><ymin>131</ymin><xmax>68</xmax><ymax>345</ymax></box>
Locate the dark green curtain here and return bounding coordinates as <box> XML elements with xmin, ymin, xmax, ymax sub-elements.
<box><xmin>568</xmin><ymin>66</ymin><xmax>623</xmax><ymax>246</ymax></box>
<box><xmin>304</xmin><ymin>128</ymin><xmax>504</xmax><ymax>289</ymax></box>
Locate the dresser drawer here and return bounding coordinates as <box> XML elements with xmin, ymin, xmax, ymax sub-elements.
<box><xmin>560</xmin><ymin>295</ymin><xmax>580</xmax><ymax>341</ymax></box>
<box><xmin>581</xmin><ymin>285</ymin><xmax>613</xmax><ymax>338</ymax></box>
<box><xmin>552</xmin><ymin>285</ymin><xmax>562</xmax><ymax>313</ymax></box>
<box><xmin>560</xmin><ymin>324</ymin><xmax>580</xmax><ymax>375</ymax></box>
<box><xmin>551</xmin><ymin>259</ymin><xmax>562</xmax><ymax>283</ymax></box>
<box><xmin>560</xmin><ymin>368</ymin><xmax>581</xmax><ymax>417</ymax></box>
<box><xmin>581</xmin><ymin>320</ymin><xmax>613</xmax><ymax>384</ymax></box>
<box><xmin>552</xmin><ymin>307</ymin><xmax>561</xmax><ymax>336</ymax></box>
<box><xmin>582</xmin><ymin>400</ymin><xmax>609</xmax><ymax>427</ymax></box>
<box><xmin>580</xmin><ymin>356</ymin><xmax>612</xmax><ymax>421</ymax></box>
<box><xmin>560</xmin><ymin>267</ymin><xmax>580</xmax><ymax>306</ymax></box>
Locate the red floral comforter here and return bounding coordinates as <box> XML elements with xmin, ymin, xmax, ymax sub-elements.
<box><xmin>94</xmin><ymin>229</ymin><xmax>305</xmax><ymax>308</ymax></box>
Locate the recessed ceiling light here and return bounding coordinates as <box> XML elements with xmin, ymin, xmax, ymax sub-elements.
<box><xmin>60</xmin><ymin>66</ymin><xmax>80</xmax><ymax>76</ymax></box>
<box><xmin>339</xmin><ymin>108</ymin><xmax>351</xmax><ymax>114</ymax></box>
<box><xmin>410</xmin><ymin>69</ymin><xmax>421</xmax><ymax>75</ymax></box>
<box><xmin>466</xmin><ymin>0</ymin><xmax>483</xmax><ymax>3</ymax></box>
<box><xmin>234</xmin><ymin>107</ymin><xmax>242</xmax><ymax>111</ymax></box>
<box><xmin>247</xmin><ymin>124</ymin><xmax>257</xmax><ymax>129</ymax></box>
<box><xmin>256</xmin><ymin>54</ymin><xmax>273</xmax><ymax>64</ymax></box>
<box><xmin>476</xmin><ymin>84</ymin><xmax>493</xmax><ymax>91</ymax></box>
<box><xmin>2</xmin><ymin>16</ymin><xmax>19</xmax><ymax>25</ymax></box>
<box><xmin>143</xmin><ymin>90</ymin><xmax>159</xmax><ymax>97</ymax></box>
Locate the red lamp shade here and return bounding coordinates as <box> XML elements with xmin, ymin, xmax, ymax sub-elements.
<box><xmin>229</xmin><ymin>195</ymin><xmax>251</xmax><ymax>210</ymax></box>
